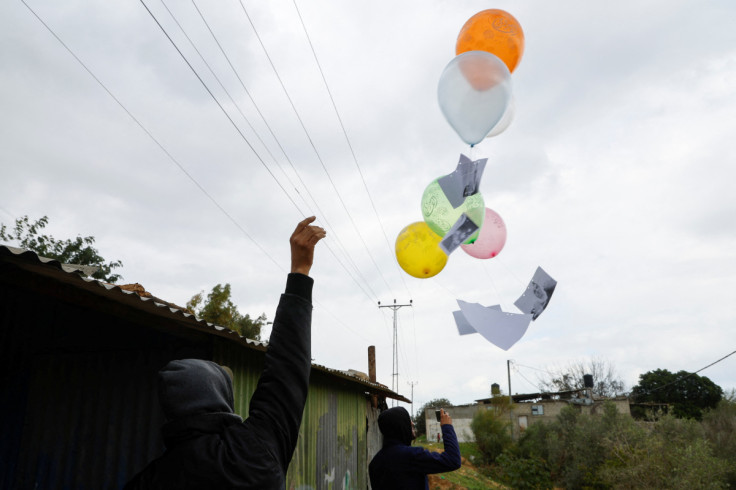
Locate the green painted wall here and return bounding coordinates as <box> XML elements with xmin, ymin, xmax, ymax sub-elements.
<box><xmin>214</xmin><ymin>340</ymin><xmax>369</xmax><ymax>489</ymax></box>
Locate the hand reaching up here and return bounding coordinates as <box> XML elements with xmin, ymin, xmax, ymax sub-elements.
<box><xmin>290</xmin><ymin>216</ymin><xmax>326</xmax><ymax>276</ymax></box>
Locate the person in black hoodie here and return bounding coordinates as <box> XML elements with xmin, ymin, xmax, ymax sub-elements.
<box><xmin>369</xmin><ymin>406</ymin><xmax>461</xmax><ymax>490</ymax></box>
<box><xmin>124</xmin><ymin>216</ymin><xmax>326</xmax><ymax>490</ymax></box>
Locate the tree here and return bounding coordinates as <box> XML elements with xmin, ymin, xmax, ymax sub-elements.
<box><xmin>536</xmin><ymin>357</ymin><xmax>625</xmax><ymax>398</ymax></box>
<box><xmin>630</xmin><ymin>368</ymin><xmax>723</xmax><ymax>420</ymax></box>
<box><xmin>187</xmin><ymin>283</ymin><xmax>266</xmax><ymax>340</ymax></box>
<box><xmin>471</xmin><ymin>404</ymin><xmax>512</xmax><ymax>464</ymax></box>
<box><xmin>413</xmin><ymin>397</ymin><xmax>452</xmax><ymax>436</ymax></box>
<box><xmin>1</xmin><ymin>215</ymin><xmax>123</xmax><ymax>283</ymax></box>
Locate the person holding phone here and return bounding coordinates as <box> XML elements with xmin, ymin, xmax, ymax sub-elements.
<box><xmin>369</xmin><ymin>406</ymin><xmax>461</xmax><ymax>489</ymax></box>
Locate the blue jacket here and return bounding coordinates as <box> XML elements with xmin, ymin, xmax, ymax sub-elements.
<box><xmin>369</xmin><ymin>407</ymin><xmax>462</xmax><ymax>490</ymax></box>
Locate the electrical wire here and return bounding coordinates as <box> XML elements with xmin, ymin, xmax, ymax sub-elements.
<box><xmin>159</xmin><ymin>0</ymin><xmax>309</xmax><ymax>213</ymax></box>
<box><xmin>19</xmin><ymin>0</ymin><xmax>284</xmax><ymax>273</ymax></box>
<box><xmin>0</xmin><ymin>206</ymin><xmax>16</xmax><ymax>221</ymax></box>
<box><xmin>513</xmin><ymin>362</ymin><xmax>556</xmax><ymax>376</ymax></box>
<box><xmin>629</xmin><ymin>349</ymin><xmax>736</xmax><ymax>400</ymax></box>
<box><xmin>140</xmin><ymin>0</ymin><xmax>380</xmax><ymax>304</ymax></box>
<box><xmin>512</xmin><ymin>364</ymin><xmax>542</xmax><ymax>392</ymax></box>
<box><xmin>187</xmin><ymin>0</ymin><xmax>379</xmax><ymax>302</ymax></box>
<box><xmin>396</xmin><ymin>310</ymin><xmax>414</xmax><ymax>382</ymax></box>
<box><xmin>237</xmin><ymin>0</ymin><xmax>398</xmax><ymax>299</ymax></box>
<box><xmin>21</xmin><ymin>1</ymin><xmax>382</xmax><ymax>354</ymax></box>
<box><xmin>291</xmin><ymin>0</ymin><xmax>412</xmax><ymax>299</ymax></box>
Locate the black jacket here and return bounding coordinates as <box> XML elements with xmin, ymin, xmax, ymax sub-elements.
<box><xmin>124</xmin><ymin>273</ymin><xmax>313</xmax><ymax>490</ymax></box>
<box><xmin>369</xmin><ymin>407</ymin><xmax>461</xmax><ymax>490</ymax></box>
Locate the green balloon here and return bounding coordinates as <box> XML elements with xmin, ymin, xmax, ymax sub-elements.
<box><xmin>421</xmin><ymin>179</ymin><xmax>485</xmax><ymax>243</ymax></box>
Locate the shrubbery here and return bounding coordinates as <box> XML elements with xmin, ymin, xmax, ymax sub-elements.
<box><xmin>470</xmin><ymin>404</ymin><xmax>511</xmax><ymax>464</ymax></box>
<box><xmin>470</xmin><ymin>400</ymin><xmax>736</xmax><ymax>488</ymax></box>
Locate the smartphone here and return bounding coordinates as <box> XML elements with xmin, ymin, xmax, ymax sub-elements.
<box><xmin>435</xmin><ymin>409</ymin><xmax>442</xmax><ymax>422</ymax></box>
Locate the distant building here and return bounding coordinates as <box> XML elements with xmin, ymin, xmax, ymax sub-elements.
<box><xmin>427</xmin><ymin>381</ymin><xmax>631</xmax><ymax>442</ymax></box>
<box><xmin>424</xmin><ymin>403</ymin><xmax>480</xmax><ymax>443</ymax></box>
<box><xmin>0</xmin><ymin>245</ymin><xmax>408</xmax><ymax>489</ymax></box>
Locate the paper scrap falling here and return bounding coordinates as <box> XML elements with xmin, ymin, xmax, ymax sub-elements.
<box><xmin>454</xmin><ymin>300</ymin><xmax>532</xmax><ymax>350</ymax></box>
<box><xmin>453</xmin><ymin>267</ymin><xmax>556</xmax><ymax>350</ymax></box>
<box><xmin>514</xmin><ymin>266</ymin><xmax>557</xmax><ymax>321</ymax></box>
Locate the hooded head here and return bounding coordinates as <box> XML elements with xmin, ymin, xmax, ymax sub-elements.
<box><xmin>157</xmin><ymin>359</ymin><xmax>235</xmax><ymax>420</ymax></box>
<box><xmin>377</xmin><ymin>407</ymin><xmax>415</xmax><ymax>446</ymax></box>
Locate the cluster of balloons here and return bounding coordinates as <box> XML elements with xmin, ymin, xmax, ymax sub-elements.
<box><xmin>395</xmin><ymin>203</ymin><xmax>508</xmax><ymax>278</ymax></box>
<box><xmin>440</xmin><ymin>9</ymin><xmax>525</xmax><ymax>146</ymax></box>
<box><xmin>395</xmin><ymin>9</ymin><xmax>524</xmax><ymax>279</ymax></box>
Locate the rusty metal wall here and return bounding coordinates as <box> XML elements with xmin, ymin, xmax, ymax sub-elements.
<box><xmin>1</xmin><ymin>275</ymin><xmax>380</xmax><ymax>490</ymax></box>
<box><xmin>14</xmin><ymin>349</ymin><xmax>168</xmax><ymax>489</ymax></box>
<box><xmin>0</xmin><ymin>285</ymin><xmax>206</xmax><ymax>489</ymax></box>
<box><xmin>214</xmin><ymin>340</ymin><xmax>374</xmax><ymax>490</ymax></box>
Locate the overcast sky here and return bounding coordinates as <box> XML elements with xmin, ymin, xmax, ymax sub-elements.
<box><xmin>2</xmin><ymin>0</ymin><xmax>735</xmax><ymax>414</ymax></box>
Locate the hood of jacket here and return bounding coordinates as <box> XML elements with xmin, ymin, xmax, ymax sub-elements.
<box><xmin>377</xmin><ymin>406</ymin><xmax>414</xmax><ymax>446</ymax></box>
<box><xmin>158</xmin><ymin>359</ymin><xmax>235</xmax><ymax>420</ymax></box>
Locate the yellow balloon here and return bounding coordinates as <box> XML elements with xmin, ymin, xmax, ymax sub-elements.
<box><xmin>395</xmin><ymin>222</ymin><xmax>448</xmax><ymax>279</ymax></box>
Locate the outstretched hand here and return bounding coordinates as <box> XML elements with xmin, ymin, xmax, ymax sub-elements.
<box><xmin>290</xmin><ymin>216</ymin><xmax>326</xmax><ymax>276</ymax></box>
<box><xmin>439</xmin><ymin>408</ymin><xmax>453</xmax><ymax>426</ymax></box>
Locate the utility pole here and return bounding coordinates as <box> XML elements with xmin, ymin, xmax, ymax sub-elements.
<box><xmin>407</xmin><ymin>380</ymin><xmax>418</xmax><ymax>417</ymax></box>
<box><xmin>378</xmin><ymin>299</ymin><xmax>412</xmax><ymax>406</ymax></box>
<box><xmin>507</xmin><ymin>359</ymin><xmax>514</xmax><ymax>440</ymax></box>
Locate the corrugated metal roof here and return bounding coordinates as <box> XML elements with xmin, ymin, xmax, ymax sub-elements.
<box><xmin>0</xmin><ymin>244</ymin><xmax>409</xmax><ymax>402</ymax></box>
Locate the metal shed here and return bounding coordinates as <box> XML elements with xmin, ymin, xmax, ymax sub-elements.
<box><xmin>0</xmin><ymin>245</ymin><xmax>406</xmax><ymax>489</ymax></box>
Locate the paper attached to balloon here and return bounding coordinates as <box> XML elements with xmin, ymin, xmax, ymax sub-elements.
<box><xmin>422</xmin><ymin>180</ymin><xmax>484</xmax><ymax>243</ymax></box>
<box><xmin>453</xmin><ymin>300</ymin><xmax>532</xmax><ymax>351</ymax></box>
<box><xmin>438</xmin><ymin>154</ymin><xmax>487</xmax><ymax>209</ymax></box>
<box><xmin>514</xmin><ymin>267</ymin><xmax>557</xmax><ymax>321</ymax></box>
<box><xmin>440</xmin><ymin>214</ymin><xmax>480</xmax><ymax>255</ymax></box>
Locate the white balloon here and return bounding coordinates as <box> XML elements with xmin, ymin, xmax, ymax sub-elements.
<box><xmin>486</xmin><ymin>96</ymin><xmax>515</xmax><ymax>138</ymax></box>
<box><xmin>437</xmin><ymin>51</ymin><xmax>512</xmax><ymax>146</ymax></box>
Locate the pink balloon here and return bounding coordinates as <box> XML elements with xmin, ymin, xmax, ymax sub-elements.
<box><xmin>460</xmin><ymin>208</ymin><xmax>507</xmax><ymax>259</ymax></box>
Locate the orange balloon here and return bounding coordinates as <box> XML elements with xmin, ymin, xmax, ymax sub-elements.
<box><xmin>456</xmin><ymin>9</ymin><xmax>524</xmax><ymax>73</ymax></box>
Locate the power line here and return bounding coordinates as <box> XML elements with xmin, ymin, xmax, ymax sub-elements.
<box><xmin>0</xmin><ymin>206</ymin><xmax>16</xmax><ymax>221</ymax></box>
<box><xmin>513</xmin><ymin>362</ymin><xmax>556</xmax><ymax>376</ymax></box>
<box><xmin>291</xmin><ymin>0</ymin><xmax>412</xmax><ymax>299</ymax></box>
<box><xmin>379</xmin><ymin>300</ymin><xmax>412</xmax><ymax>406</ymax></box>
<box><xmin>187</xmin><ymin>0</ymin><xmax>379</xmax><ymax>302</ymax></box>
<box><xmin>20</xmin><ymin>0</ymin><xmax>380</xmax><ymax>346</ymax></box>
<box><xmin>19</xmin><ymin>0</ymin><xmax>284</xmax><ymax>273</ymax></box>
<box><xmin>141</xmin><ymin>0</ymin><xmax>379</xmax><ymax>304</ymax></box>
<box><xmin>139</xmin><ymin>0</ymin><xmax>301</xmax><ymax>213</ymax></box>
<box><xmin>159</xmin><ymin>0</ymin><xmax>307</xmax><ymax>211</ymax></box>
<box><xmin>511</xmin><ymin>362</ymin><xmax>542</xmax><ymax>392</ymax></box>
<box><xmin>237</xmin><ymin>0</ymin><xmax>398</xmax><ymax>299</ymax></box>
<box><xmin>630</xmin><ymin>349</ymin><xmax>736</xmax><ymax>400</ymax></box>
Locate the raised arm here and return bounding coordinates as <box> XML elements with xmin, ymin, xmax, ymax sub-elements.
<box><xmin>243</xmin><ymin>217</ymin><xmax>325</xmax><ymax>471</ymax></box>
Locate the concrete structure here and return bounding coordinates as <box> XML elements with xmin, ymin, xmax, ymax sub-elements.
<box><xmin>424</xmin><ymin>403</ymin><xmax>480</xmax><ymax>443</ymax></box>
<box><xmin>427</xmin><ymin>388</ymin><xmax>631</xmax><ymax>443</ymax></box>
<box><xmin>498</xmin><ymin>396</ymin><xmax>631</xmax><ymax>439</ymax></box>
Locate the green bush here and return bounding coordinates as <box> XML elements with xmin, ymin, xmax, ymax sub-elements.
<box><xmin>700</xmin><ymin>398</ymin><xmax>736</xmax><ymax>487</ymax></box>
<box><xmin>470</xmin><ymin>406</ymin><xmax>512</xmax><ymax>464</ymax></box>
<box><xmin>472</xmin><ymin>400</ymin><xmax>734</xmax><ymax>488</ymax></box>
<box><xmin>495</xmin><ymin>450</ymin><xmax>552</xmax><ymax>490</ymax></box>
